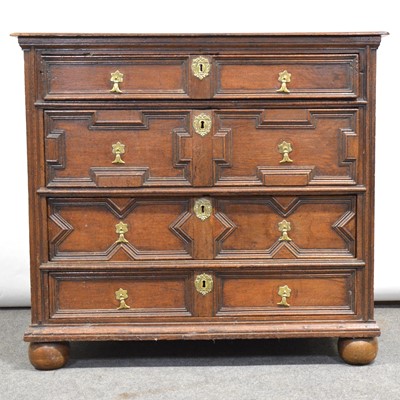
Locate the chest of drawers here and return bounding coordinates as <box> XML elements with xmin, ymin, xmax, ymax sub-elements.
<box><xmin>14</xmin><ymin>32</ymin><xmax>385</xmax><ymax>369</ymax></box>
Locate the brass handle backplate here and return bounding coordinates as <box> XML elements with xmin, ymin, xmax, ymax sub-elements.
<box><xmin>115</xmin><ymin>221</ymin><xmax>129</xmax><ymax>244</ymax></box>
<box><xmin>276</xmin><ymin>70</ymin><xmax>291</xmax><ymax>93</ymax></box>
<box><xmin>278</xmin><ymin>220</ymin><xmax>292</xmax><ymax>242</ymax></box>
<box><xmin>112</xmin><ymin>141</ymin><xmax>126</xmax><ymax>164</ymax></box>
<box><xmin>195</xmin><ymin>273</ymin><xmax>213</xmax><ymax>295</ymax></box>
<box><xmin>110</xmin><ymin>70</ymin><xmax>124</xmax><ymax>93</ymax></box>
<box><xmin>277</xmin><ymin>285</ymin><xmax>291</xmax><ymax>307</ymax></box>
<box><xmin>194</xmin><ymin>198</ymin><xmax>212</xmax><ymax>221</ymax></box>
<box><xmin>278</xmin><ymin>141</ymin><xmax>293</xmax><ymax>163</ymax></box>
<box><xmin>191</xmin><ymin>56</ymin><xmax>211</xmax><ymax>80</ymax></box>
<box><xmin>193</xmin><ymin>113</ymin><xmax>212</xmax><ymax>137</ymax></box>
<box><xmin>115</xmin><ymin>288</ymin><xmax>131</xmax><ymax>310</ymax></box>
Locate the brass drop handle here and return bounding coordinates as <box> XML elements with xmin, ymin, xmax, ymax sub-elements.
<box><xmin>276</xmin><ymin>70</ymin><xmax>291</xmax><ymax>93</ymax></box>
<box><xmin>112</xmin><ymin>141</ymin><xmax>126</xmax><ymax>164</ymax></box>
<box><xmin>278</xmin><ymin>141</ymin><xmax>293</xmax><ymax>163</ymax></box>
<box><xmin>115</xmin><ymin>221</ymin><xmax>129</xmax><ymax>244</ymax></box>
<box><xmin>115</xmin><ymin>288</ymin><xmax>131</xmax><ymax>310</ymax></box>
<box><xmin>278</xmin><ymin>220</ymin><xmax>292</xmax><ymax>242</ymax></box>
<box><xmin>277</xmin><ymin>285</ymin><xmax>291</xmax><ymax>307</ymax></box>
<box><xmin>110</xmin><ymin>70</ymin><xmax>124</xmax><ymax>93</ymax></box>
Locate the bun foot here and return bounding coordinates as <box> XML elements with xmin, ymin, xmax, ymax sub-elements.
<box><xmin>338</xmin><ymin>337</ymin><xmax>378</xmax><ymax>365</ymax></box>
<box><xmin>28</xmin><ymin>342</ymin><xmax>70</xmax><ymax>370</ymax></box>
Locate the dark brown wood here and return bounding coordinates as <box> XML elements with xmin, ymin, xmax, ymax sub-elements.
<box><xmin>213</xmin><ymin>54</ymin><xmax>360</xmax><ymax>99</ymax></box>
<box><xmin>15</xmin><ymin>33</ymin><xmax>384</xmax><ymax>369</ymax></box>
<box><xmin>28</xmin><ymin>342</ymin><xmax>70</xmax><ymax>370</ymax></box>
<box><xmin>41</xmin><ymin>56</ymin><xmax>190</xmax><ymax>100</ymax></box>
<box><xmin>338</xmin><ymin>337</ymin><xmax>378</xmax><ymax>365</ymax></box>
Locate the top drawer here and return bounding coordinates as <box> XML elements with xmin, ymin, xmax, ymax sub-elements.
<box><xmin>39</xmin><ymin>53</ymin><xmax>360</xmax><ymax>100</ymax></box>
<box><xmin>41</xmin><ymin>55</ymin><xmax>191</xmax><ymax>100</ymax></box>
<box><xmin>214</xmin><ymin>54</ymin><xmax>360</xmax><ymax>99</ymax></box>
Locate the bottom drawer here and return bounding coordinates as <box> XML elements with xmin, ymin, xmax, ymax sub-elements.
<box><xmin>216</xmin><ymin>270</ymin><xmax>357</xmax><ymax>318</ymax></box>
<box><xmin>48</xmin><ymin>272</ymin><xmax>194</xmax><ymax>320</ymax></box>
<box><xmin>47</xmin><ymin>267</ymin><xmax>358</xmax><ymax>322</ymax></box>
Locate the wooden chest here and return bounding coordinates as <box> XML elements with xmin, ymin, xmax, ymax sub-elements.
<box><xmin>14</xmin><ymin>33</ymin><xmax>385</xmax><ymax>369</ymax></box>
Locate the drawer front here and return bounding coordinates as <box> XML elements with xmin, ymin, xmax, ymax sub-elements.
<box><xmin>45</xmin><ymin>110</ymin><xmax>194</xmax><ymax>188</ymax></box>
<box><xmin>48</xmin><ymin>272</ymin><xmax>193</xmax><ymax>321</ymax></box>
<box><xmin>41</xmin><ymin>55</ymin><xmax>190</xmax><ymax>100</ymax></box>
<box><xmin>213</xmin><ymin>54</ymin><xmax>359</xmax><ymax>99</ymax></box>
<box><xmin>214</xmin><ymin>196</ymin><xmax>356</xmax><ymax>259</ymax></box>
<box><xmin>215</xmin><ymin>270</ymin><xmax>357</xmax><ymax>318</ymax></box>
<box><xmin>213</xmin><ymin>108</ymin><xmax>360</xmax><ymax>186</ymax></box>
<box><xmin>48</xmin><ymin>196</ymin><xmax>356</xmax><ymax>261</ymax></box>
<box><xmin>45</xmin><ymin>107</ymin><xmax>361</xmax><ymax>188</ymax></box>
<box><xmin>40</xmin><ymin>53</ymin><xmax>359</xmax><ymax>100</ymax></box>
<box><xmin>48</xmin><ymin>198</ymin><xmax>193</xmax><ymax>261</ymax></box>
<box><xmin>47</xmin><ymin>269</ymin><xmax>358</xmax><ymax>322</ymax></box>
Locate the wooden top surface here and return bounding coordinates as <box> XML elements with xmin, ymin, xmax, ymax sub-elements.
<box><xmin>11</xmin><ymin>32</ymin><xmax>389</xmax><ymax>37</ymax></box>
<box><xmin>13</xmin><ymin>32</ymin><xmax>387</xmax><ymax>50</ymax></box>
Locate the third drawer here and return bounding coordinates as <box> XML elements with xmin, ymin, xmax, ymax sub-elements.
<box><xmin>48</xmin><ymin>195</ymin><xmax>358</xmax><ymax>261</ymax></box>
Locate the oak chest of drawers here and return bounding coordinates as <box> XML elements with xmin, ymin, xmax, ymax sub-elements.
<box><xmin>15</xmin><ymin>32</ymin><xmax>385</xmax><ymax>369</ymax></box>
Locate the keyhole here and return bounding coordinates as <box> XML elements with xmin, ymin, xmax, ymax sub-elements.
<box><xmin>202</xmin><ymin>279</ymin><xmax>206</xmax><ymax>288</ymax></box>
<box><xmin>200</xmin><ymin>120</ymin><xmax>205</xmax><ymax>129</ymax></box>
<box><xmin>201</xmin><ymin>205</ymin><xmax>205</xmax><ymax>214</ymax></box>
<box><xmin>199</xmin><ymin>63</ymin><xmax>203</xmax><ymax>72</ymax></box>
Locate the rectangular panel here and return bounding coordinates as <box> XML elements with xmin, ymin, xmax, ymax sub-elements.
<box><xmin>216</xmin><ymin>270</ymin><xmax>356</xmax><ymax>318</ymax></box>
<box><xmin>42</xmin><ymin>55</ymin><xmax>189</xmax><ymax>99</ymax></box>
<box><xmin>45</xmin><ymin>110</ymin><xmax>192</xmax><ymax>187</ymax></box>
<box><xmin>48</xmin><ymin>272</ymin><xmax>193</xmax><ymax>320</ymax></box>
<box><xmin>48</xmin><ymin>198</ymin><xmax>193</xmax><ymax>261</ymax></box>
<box><xmin>215</xmin><ymin>196</ymin><xmax>356</xmax><ymax>259</ymax></box>
<box><xmin>213</xmin><ymin>109</ymin><xmax>360</xmax><ymax>186</ymax></box>
<box><xmin>214</xmin><ymin>54</ymin><xmax>359</xmax><ymax>98</ymax></box>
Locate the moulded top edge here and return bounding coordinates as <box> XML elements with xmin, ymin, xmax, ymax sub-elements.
<box><xmin>11</xmin><ymin>32</ymin><xmax>389</xmax><ymax>38</ymax></box>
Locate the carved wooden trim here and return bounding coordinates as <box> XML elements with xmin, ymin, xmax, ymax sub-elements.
<box><xmin>257</xmin><ymin>166</ymin><xmax>316</xmax><ymax>186</ymax></box>
<box><xmin>90</xmin><ymin>167</ymin><xmax>150</xmax><ymax>187</ymax></box>
<box><xmin>172</xmin><ymin>127</ymin><xmax>192</xmax><ymax>185</ymax></box>
<box><xmin>45</xmin><ymin>129</ymin><xmax>66</xmax><ymax>184</ymax></box>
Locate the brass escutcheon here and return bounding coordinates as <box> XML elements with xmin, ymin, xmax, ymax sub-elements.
<box><xmin>110</xmin><ymin>70</ymin><xmax>124</xmax><ymax>93</ymax></box>
<box><xmin>112</xmin><ymin>141</ymin><xmax>126</xmax><ymax>164</ymax></box>
<box><xmin>277</xmin><ymin>285</ymin><xmax>291</xmax><ymax>307</ymax></box>
<box><xmin>195</xmin><ymin>273</ymin><xmax>213</xmax><ymax>295</ymax></box>
<box><xmin>115</xmin><ymin>288</ymin><xmax>131</xmax><ymax>310</ymax></box>
<box><xmin>278</xmin><ymin>220</ymin><xmax>292</xmax><ymax>242</ymax></box>
<box><xmin>193</xmin><ymin>113</ymin><xmax>212</xmax><ymax>137</ymax></box>
<box><xmin>115</xmin><ymin>221</ymin><xmax>129</xmax><ymax>244</ymax></box>
<box><xmin>278</xmin><ymin>141</ymin><xmax>293</xmax><ymax>163</ymax></box>
<box><xmin>194</xmin><ymin>198</ymin><xmax>212</xmax><ymax>221</ymax></box>
<box><xmin>276</xmin><ymin>70</ymin><xmax>291</xmax><ymax>93</ymax></box>
<box><xmin>191</xmin><ymin>56</ymin><xmax>211</xmax><ymax>80</ymax></box>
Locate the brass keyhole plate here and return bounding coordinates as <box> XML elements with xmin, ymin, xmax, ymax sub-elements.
<box><xmin>193</xmin><ymin>113</ymin><xmax>212</xmax><ymax>137</ymax></box>
<box><xmin>195</xmin><ymin>273</ymin><xmax>213</xmax><ymax>295</ymax></box>
<box><xmin>191</xmin><ymin>56</ymin><xmax>211</xmax><ymax>80</ymax></box>
<box><xmin>194</xmin><ymin>198</ymin><xmax>212</xmax><ymax>221</ymax></box>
